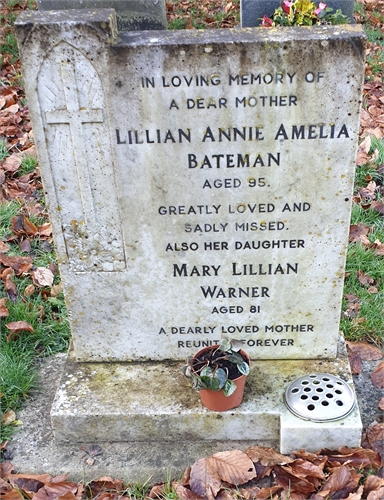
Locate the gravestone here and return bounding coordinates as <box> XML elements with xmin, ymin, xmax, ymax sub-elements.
<box><xmin>241</xmin><ymin>0</ymin><xmax>355</xmax><ymax>27</ymax></box>
<box><xmin>36</xmin><ymin>0</ymin><xmax>167</xmax><ymax>30</ymax></box>
<box><xmin>15</xmin><ymin>10</ymin><xmax>365</xmax><ymax>457</ymax></box>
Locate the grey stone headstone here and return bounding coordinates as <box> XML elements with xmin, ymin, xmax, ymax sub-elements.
<box><xmin>36</xmin><ymin>0</ymin><xmax>167</xmax><ymax>30</ymax></box>
<box><xmin>15</xmin><ymin>10</ymin><xmax>364</xmax><ymax>453</ymax></box>
<box><xmin>241</xmin><ymin>0</ymin><xmax>355</xmax><ymax>27</ymax></box>
<box><xmin>16</xmin><ymin>11</ymin><xmax>365</xmax><ymax>363</ymax></box>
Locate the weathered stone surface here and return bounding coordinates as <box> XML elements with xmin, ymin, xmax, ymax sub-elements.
<box><xmin>15</xmin><ymin>12</ymin><xmax>365</xmax><ymax>362</ymax></box>
<box><xmin>10</xmin><ymin>337</ymin><xmax>379</xmax><ymax>481</ymax></box>
<box><xmin>49</xmin><ymin>337</ymin><xmax>361</xmax><ymax>451</ymax></box>
<box><xmin>36</xmin><ymin>0</ymin><xmax>167</xmax><ymax>31</ymax></box>
<box><xmin>241</xmin><ymin>0</ymin><xmax>355</xmax><ymax>27</ymax></box>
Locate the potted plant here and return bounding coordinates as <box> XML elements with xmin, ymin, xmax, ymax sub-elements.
<box><xmin>183</xmin><ymin>337</ymin><xmax>250</xmax><ymax>411</ymax></box>
<box><xmin>261</xmin><ymin>0</ymin><xmax>350</xmax><ymax>27</ymax></box>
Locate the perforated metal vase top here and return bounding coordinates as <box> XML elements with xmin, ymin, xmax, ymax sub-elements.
<box><xmin>284</xmin><ymin>373</ymin><xmax>356</xmax><ymax>422</ymax></box>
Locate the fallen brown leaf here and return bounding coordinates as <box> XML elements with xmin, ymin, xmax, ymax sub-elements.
<box><xmin>349</xmin><ymin>223</ymin><xmax>371</xmax><ymax>242</ymax></box>
<box><xmin>1</xmin><ymin>410</ymin><xmax>16</xmax><ymax>427</ymax></box>
<box><xmin>320</xmin><ymin>447</ymin><xmax>381</xmax><ymax>471</ymax></box>
<box><xmin>32</xmin><ymin>267</ymin><xmax>54</xmax><ymax>287</ymax></box>
<box><xmin>3</xmin><ymin>269</ymin><xmax>17</xmax><ymax>302</ymax></box>
<box><xmin>254</xmin><ymin>462</ymin><xmax>273</xmax><ymax>480</ymax></box>
<box><xmin>253</xmin><ymin>485</ymin><xmax>282</xmax><ymax>499</ymax></box>
<box><xmin>343</xmin><ymin>302</ymin><xmax>360</xmax><ymax>318</ymax></box>
<box><xmin>363</xmin><ymin>422</ymin><xmax>384</xmax><ymax>461</ymax></box>
<box><xmin>1</xmin><ymin>153</ymin><xmax>22</xmax><ymax>173</ymax></box>
<box><xmin>372</xmin><ymin>239</ymin><xmax>384</xmax><ymax>256</ymax></box>
<box><xmin>370</xmin><ymin>361</ymin><xmax>384</xmax><ymax>388</ymax></box>
<box><xmin>175</xmin><ymin>483</ymin><xmax>205</xmax><ymax>500</ymax></box>
<box><xmin>359</xmin><ymin>181</ymin><xmax>377</xmax><ymax>199</ymax></box>
<box><xmin>5</xmin><ymin>321</ymin><xmax>34</xmax><ymax>342</ymax></box>
<box><xmin>367</xmin><ymin>487</ymin><xmax>384</xmax><ymax>500</ymax></box>
<box><xmin>50</xmin><ymin>282</ymin><xmax>63</xmax><ymax>297</ymax></box>
<box><xmin>86</xmin><ymin>477</ymin><xmax>122</xmax><ymax>498</ymax></box>
<box><xmin>91</xmin><ymin>493</ymin><xmax>119</xmax><ymax>500</ymax></box>
<box><xmin>190</xmin><ymin>457</ymin><xmax>221</xmax><ymax>498</ymax></box>
<box><xmin>289</xmin><ymin>458</ymin><xmax>325</xmax><ymax>485</ymax></box>
<box><xmin>346</xmin><ymin>341</ymin><xmax>383</xmax><ymax>360</ymax></box>
<box><xmin>0</xmin><ymin>254</ymin><xmax>33</xmax><ymax>275</ymax></box>
<box><xmin>23</xmin><ymin>284</ymin><xmax>35</xmax><ymax>297</ymax></box>
<box><xmin>29</xmin><ymin>480</ymin><xmax>79</xmax><ymax>500</ymax></box>
<box><xmin>8</xmin><ymin>473</ymin><xmax>51</xmax><ymax>489</ymax></box>
<box><xmin>371</xmin><ymin>200</ymin><xmax>384</xmax><ymax>214</ymax></box>
<box><xmin>363</xmin><ymin>475</ymin><xmax>384</xmax><ymax>498</ymax></box>
<box><xmin>217</xmin><ymin>491</ymin><xmax>243</xmax><ymax>500</ymax></box>
<box><xmin>148</xmin><ymin>483</ymin><xmax>167</xmax><ymax>499</ymax></box>
<box><xmin>0</xmin><ymin>489</ymin><xmax>24</xmax><ymax>500</ymax></box>
<box><xmin>316</xmin><ymin>465</ymin><xmax>360</xmax><ymax>498</ymax></box>
<box><xmin>19</xmin><ymin>238</ymin><xmax>31</xmax><ymax>253</ymax></box>
<box><xmin>38</xmin><ymin>222</ymin><xmax>52</xmax><ymax>238</ymax></box>
<box><xmin>0</xmin><ymin>475</ymin><xmax>12</xmax><ymax>493</ymax></box>
<box><xmin>0</xmin><ymin>241</ymin><xmax>10</xmax><ymax>252</ymax></box>
<box><xmin>273</xmin><ymin>465</ymin><xmax>315</xmax><ymax>494</ymax></box>
<box><xmin>357</xmin><ymin>270</ymin><xmax>375</xmax><ymax>286</ymax></box>
<box><xmin>180</xmin><ymin>466</ymin><xmax>191</xmax><ymax>487</ymax></box>
<box><xmin>349</xmin><ymin>353</ymin><xmax>363</xmax><ymax>375</ymax></box>
<box><xmin>292</xmin><ymin>450</ymin><xmax>327</xmax><ymax>469</ymax></box>
<box><xmin>0</xmin><ymin>297</ymin><xmax>9</xmax><ymax>317</ymax></box>
<box><xmin>238</xmin><ymin>485</ymin><xmax>262</xmax><ymax>500</ymax></box>
<box><xmin>344</xmin><ymin>484</ymin><xmax>363</xmax><ymax>500</ymax></box>
<box><xmin>359</xmin><ymin>136</ymin><xmax>371</xmax><ymax>154</ymax></box>
<box><xmin>11</xmin><ymin>215</ymin><xmax>38</xmax><ymax>237</ymax></box>
<box><xmin>246</xmin><ymin>446</ymin><xmax>294</xmax><ymax>467</ymax></box>
<box><xmin>0</xmin><ymin>462</ymin><xmax>14</xmax><ymax>480</ymax></box>
<box><xmin>378</xmin><ymin>398</ymin><xmax>384</xmax><ymax>410</ymax></box>
<box><xmin>344</xmin><ymin>294</ymin><xmax>360</xmax><ymax>303</ymax></box>
<box><xmin>207</xmin><ymin>450</ymin><xmax>256</xmax><ymax>485</ymax></box>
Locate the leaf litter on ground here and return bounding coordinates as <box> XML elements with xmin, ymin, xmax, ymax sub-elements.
<box><xmin>1</xmin><ymin>446</ymin><xmax>384</xmax><ymax>500</ymax></box>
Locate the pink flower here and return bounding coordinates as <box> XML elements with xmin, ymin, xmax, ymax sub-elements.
<box><xmin>261</xmin><ymin>15</ymin><xmax>273</xmax><ymax>26</ymax></box>
<box><xmin>314</xmin><ymin>2</ymin><xmax>327</xmax><ymax>15</ymax></box>
<box><xmin>282</xmin><ymin>0</ymin><xmax>292</xmax><ymax>14</ymax></box>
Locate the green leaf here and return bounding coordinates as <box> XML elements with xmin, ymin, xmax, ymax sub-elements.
<box><xmin>215</xmin><ymin>368</ymin><xmax>228</xmax><ymax>389</ymax></box>
<box><xmin>220</xmin><ymin>337</ymin><xmax>232</xmax><ymax>351</ymax></box>
<box><xmin>226</xmin><ymin>352</ymin><xmax>244</xmax><ymax>365</ymax></box>
<box><xmin>238</xmin><ymin>361</ymin><xmax>250</xmax><ymax>376</ymax></box>
<box><xmin>223</xmin><ymin>380</ymin><xmax>237</xmax><ymax>397</ymax></box>
<box><xmin>200</xmin><ymin>366</ymin><xmax>213</xmax><ymax>377</ymax></box>
<box><xmin>201</xmin><ymin>375</ymin><xmax>220</xmax><ymax>391</ymax></box>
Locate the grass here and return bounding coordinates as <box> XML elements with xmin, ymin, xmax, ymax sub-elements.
<box><xmin>0</xmin><ymin>33</ymin><xmax>19</xmax><ymax>64</ymax></box>
<box><xmin>0</xmin><ymin>200</ymin><xmax>22</xmax><ymax>239</ymax></box>
<box><xmin>342</xmin><ymin>132</ymin><xmax>384</xmax><ymax>343</ymax></box>
<box><xmin>1</xmin><ymin>296</ymin><xmax>70</xmax><ymax>442</ymax></box>
<box><xmin>0</xmin><ymin>138</ymin><xmax>9</xmax><ymax>162</ymax></box>
<box><xmin>354</xmin><ymin>1</ymin><xmax>384</xmax><ymax>82</ymax></box>
<box><xmin>19</xmin><ymin>154</ymin><xmax>38</xmax><ymax>176</ymax></box>
<box><xmin>83</xmin><ymin>473</ymin><xmax>180</xmax><ymax>500</ymax></box>
<box><xmin>341</xmin><ymin>241</ymin><xmax>384</xmax><ymax>343</ymax></box>
<box><xmin>0</xmin><ymin>199</ymin><xmax>70</xmax><ymax>444</ymax></box>
<box><xmin>0</xmin><ymin>350</ymin><xmax>36</xmax><ymax>413</ymax></box>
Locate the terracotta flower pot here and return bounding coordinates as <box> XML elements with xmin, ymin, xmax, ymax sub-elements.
<box><xmin>192</xmin><ymin>345</ymin><xmax>250</xmax><ymax>412</ymax></box>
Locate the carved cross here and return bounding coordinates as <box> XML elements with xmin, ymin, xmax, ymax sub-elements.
<box><xmin>45</xmin><ymin>61</ymin><xmax>103</xmax><ymax>226</ymax></box>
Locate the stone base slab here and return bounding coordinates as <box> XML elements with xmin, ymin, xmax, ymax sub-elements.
<box><xmin>52</xmin><ymin>335</ymin><xmax>362</xmax><ymax>453</ymax></box>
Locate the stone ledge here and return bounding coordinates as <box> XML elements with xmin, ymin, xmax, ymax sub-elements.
<box><xmin>51</xmin><ymin>335</ymin><xmax>362</xmax><ymax>453</ymax></box>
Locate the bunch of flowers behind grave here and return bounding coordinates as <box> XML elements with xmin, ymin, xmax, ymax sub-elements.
<box><xmin>261</xmin><ymin>0</ymin><xmax>350</xmax><ymax>26</ymax></box>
